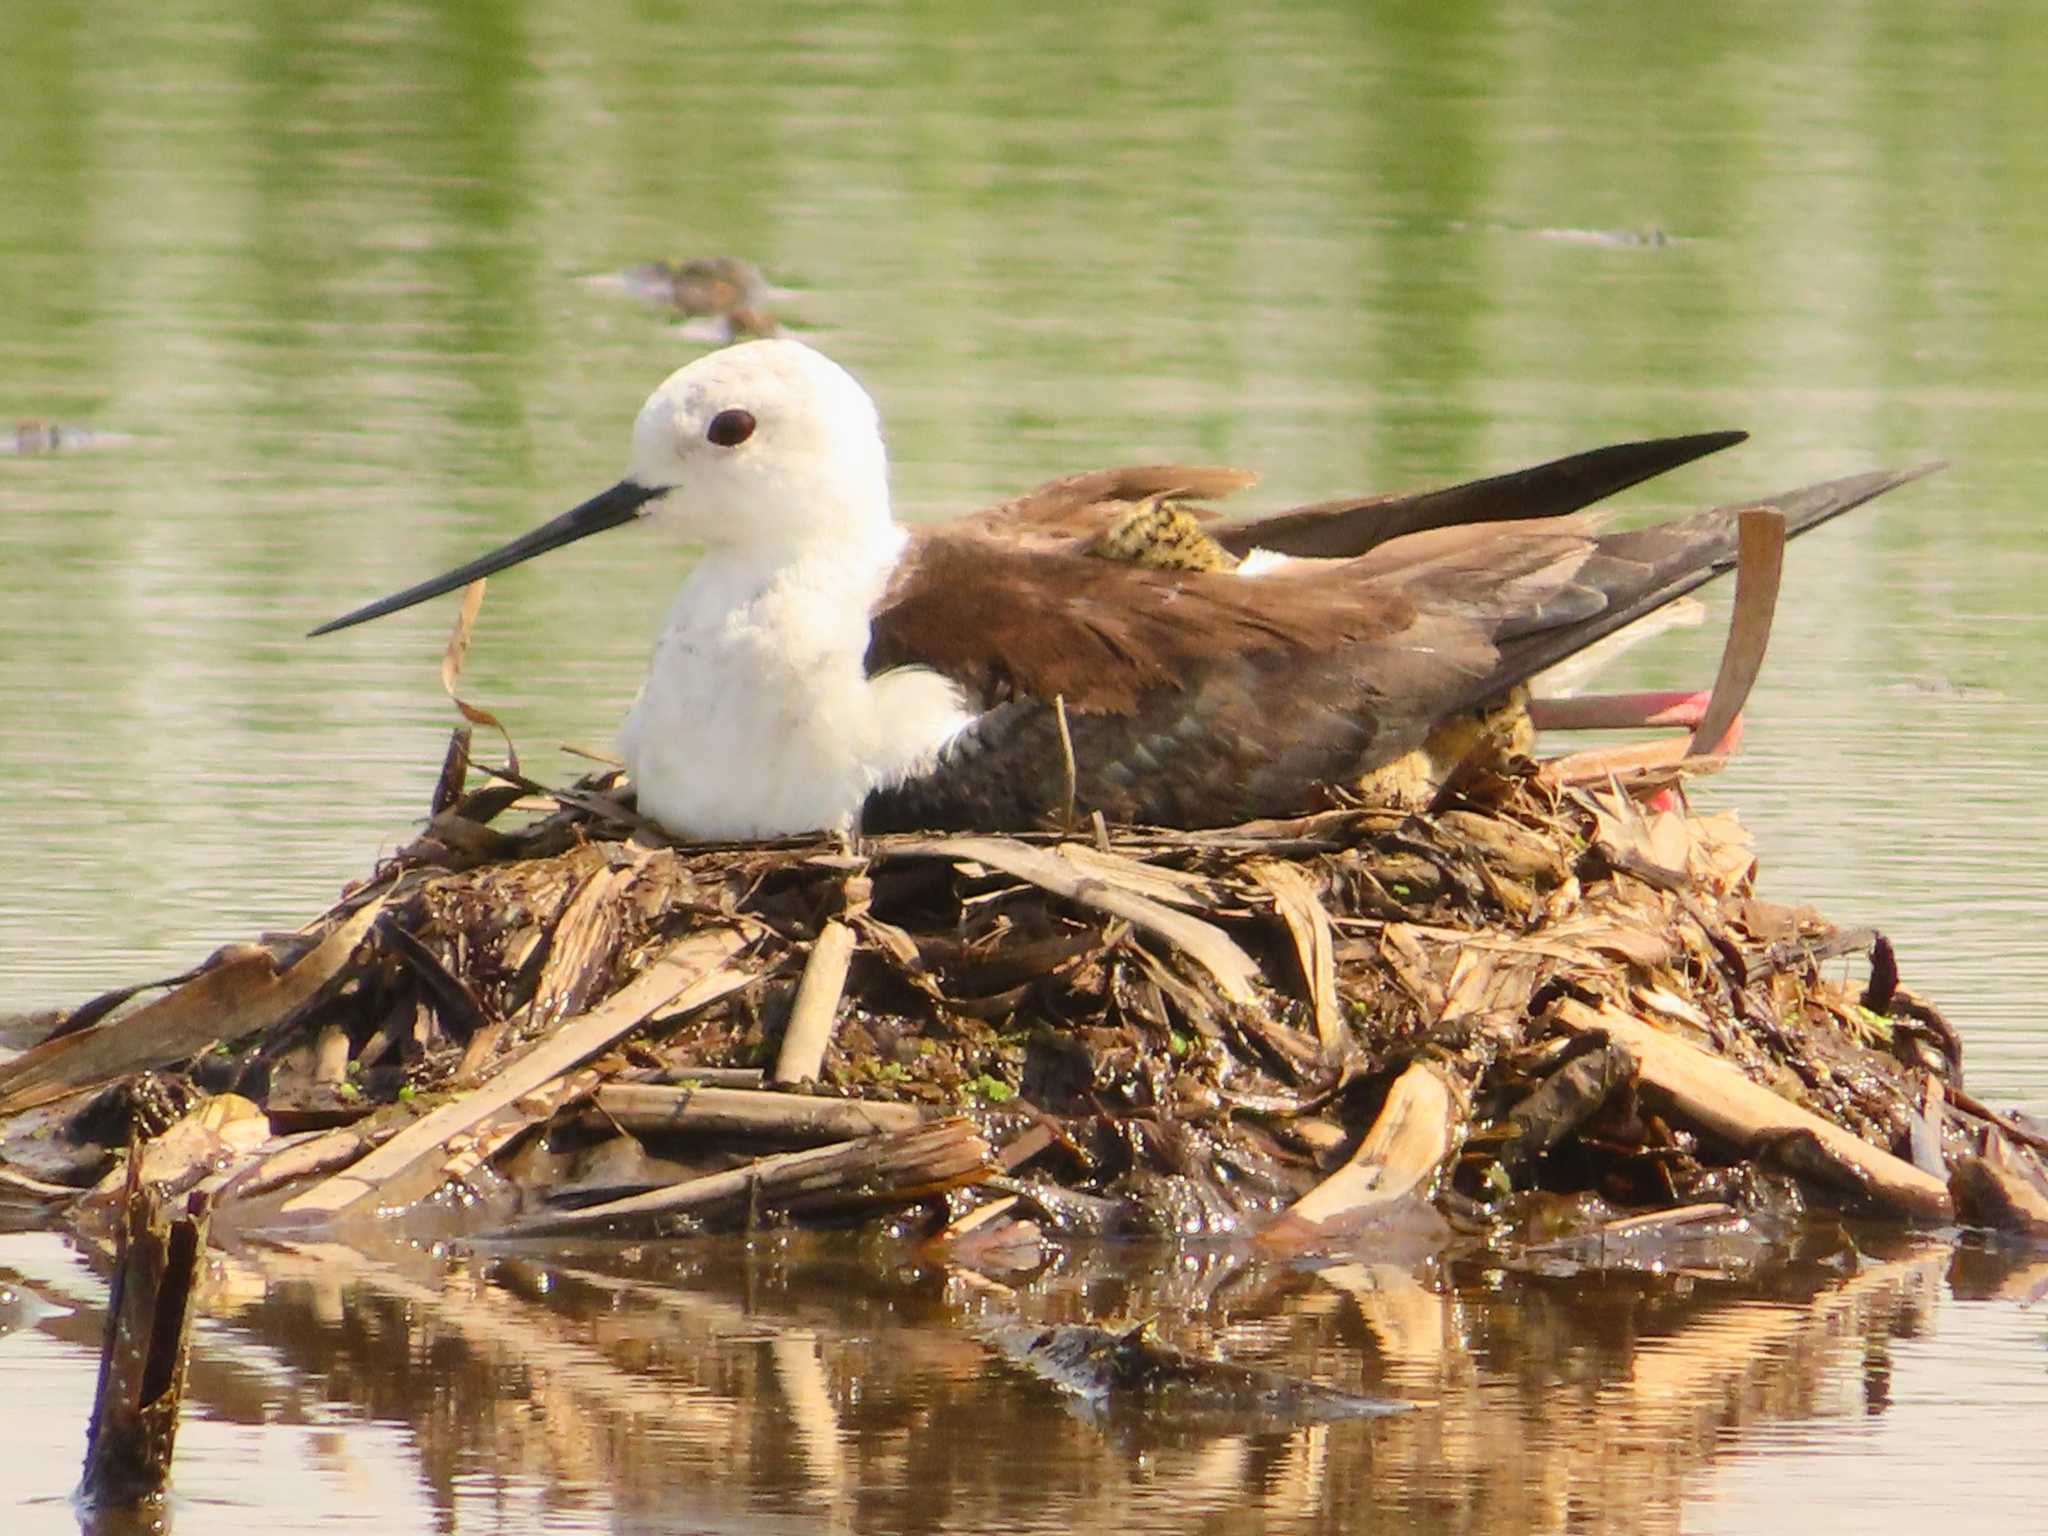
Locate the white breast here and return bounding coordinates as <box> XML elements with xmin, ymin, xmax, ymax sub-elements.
<box><xmin>617</xmin><ymin>538</ymin><xmax>972</xmax><ymax>838</ymax></box>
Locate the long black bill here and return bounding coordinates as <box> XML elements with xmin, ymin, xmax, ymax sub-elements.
<box><xmin>308</xmin><ymin>479</ymin><xmax>665</xmax><ymax>636</ymax></box>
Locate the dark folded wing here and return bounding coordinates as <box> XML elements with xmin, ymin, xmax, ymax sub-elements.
<box><xmin>1213</xmin><ymin>431</ymin><xmax>1748</xmax><ymax>559</ymax></box>
<box><xmin>864</xmin><ymin>461</ymin><xmax>1938</xmax><ymax>832</ymax></box>
<box><xmin>860</xmin><ymin>527</ymin><xmax>1577</xmax><ymax>830</ymax></box>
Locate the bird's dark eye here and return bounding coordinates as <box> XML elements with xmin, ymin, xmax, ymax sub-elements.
<box><xmin>706</xmin><ymin>408</ymin><xmax>756</xmax><ymax>448</ymax></box>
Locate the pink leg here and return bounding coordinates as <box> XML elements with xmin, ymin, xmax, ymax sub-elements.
<box><xmin>1531</xmin><ymin>689</ymin><xmax>1745</xmax><ymax>760</ymax></box>
<box><xmin>1528</xmin><ymin>690</ymin><xmax>1712</xmax><ymax>731</ymax></box>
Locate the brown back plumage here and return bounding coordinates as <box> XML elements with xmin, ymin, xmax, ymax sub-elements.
<box><xmin>861</xmin><ymin>439</ymin><xmax>1939</xmax><ymax>833</ymax></box>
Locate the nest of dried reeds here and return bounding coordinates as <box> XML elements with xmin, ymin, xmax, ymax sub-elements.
<box><xmin>11</xmin><ymin>728</ymin><xmax>2043</xmax><ymax>1258</ymax></box>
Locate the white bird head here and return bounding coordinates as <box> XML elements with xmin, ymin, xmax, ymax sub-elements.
<box><xmin>309</xmin><ymin>339</ymin><xmax>896</xmax><ymax>636</ymax></box>
<box><xmin>626</xmin><ymin>339</ymin><xmax>892</xmax><ymax>551</ymax></box>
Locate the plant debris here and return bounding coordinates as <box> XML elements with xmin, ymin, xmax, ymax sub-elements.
<box><xmin>79</xmin><ymin>1153</ymin><xmax>209</xmax><ymax>1512</ymax></box>
<box><xmin>587</xmin><ymin>255</ymin><xmax>791</xmax><ymax>342</ymax></box>
<box><xmin>981</xmin><ymin>1316</ymin><xmax>1413</xmax><ymax>1426</ymax></box>
<box><xmin>5</xmin><ymin>722</ymin><xmax>2038</xmax><ymax>1257</ymax></box>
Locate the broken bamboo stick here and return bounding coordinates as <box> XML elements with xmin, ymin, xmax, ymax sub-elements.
<box><xmin>1258</xmin><ymin>1061</ymin><xmax>1464</xmax><ymax>1253</ymax></box>
<box><xmin>502</xmin><ymin>1117</ymin><xmax>994</xmax><ymax>1237</ymax></box>
<box><xmin>1248</xmin><ymin>859</ymin><xmax>1344</xmax><ymax>1057</ymax></box>
<box><xmin>1553</xmin><ymin>998</ymin><xmax>1954</xmax><ymax>1222</ymax></box>
<box><xmin>595</xmin><ymin>1083</ymin><xmax>924</xmax><ymax>1142</ymax></box>
<box><xmin>80</xmin><ymin>1153</ymin><xmax>210</xmax><ymax>1511</ymax></box>
<box><xmin>773</xmin><ymin>920</ymin><xmax>856</xmax><ymax>1084</ymax></box>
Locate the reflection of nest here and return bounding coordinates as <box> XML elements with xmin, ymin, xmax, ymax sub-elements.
<box><xmin>10</xmin><ymin>731</ymin><xmax>2025</xmax><ymax>1251</ymax></box>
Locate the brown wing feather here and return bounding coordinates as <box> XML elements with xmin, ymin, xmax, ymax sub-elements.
<box><xmin>864</xmin><ymin>463</ymin><xmax>1937</xmax><ymax>832</ymax></box>
<box><xmin>862</xmin><ymin>518</ymin><xmax>1599</xmax><ymax>829</ymax></box>
<box><xmin>867</xmin><ymin>531</ymin><xmax>1424</xmax><ymax>714</ymax></box>
<box><xmin>956</xmin><ymin>464</ymin><xmax>1258</xmax><ymax>551</ymax></box>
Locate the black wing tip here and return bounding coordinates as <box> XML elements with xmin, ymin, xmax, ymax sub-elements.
<box><xmin>1476</xmin><ymin>451</ymin><xmax>1941</xmax><ymax>709</ymax></box>
<box><xmin>1768</xmin><ymin>457</ymin><xmax>1947</xmax><ymax>538</ymax></box>
<box><xmin>1859</xmin><ymin>456</ymin><xmax>1948</xmax><ymax>500</ymax></box>
<box><xmin>1645</xmin><ymin>427</ymin><xmax>1748</xmax><ymax>465</ymax></box>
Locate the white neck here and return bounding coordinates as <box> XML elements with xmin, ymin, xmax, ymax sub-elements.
<box><xmin>690</xmin><ymin>514</ymin><xmax>905</xmax><ymax>622</ymax></box>
<box><xmin>616</xmin><ymin>521</ymin><xmax>971</xmax><ymax>838</ymax></box>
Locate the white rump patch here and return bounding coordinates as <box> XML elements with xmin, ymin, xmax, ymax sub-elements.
<box><xmin>1234</xmin><ymin>547</ymin><xmax>1293</xmax><ymax>578</ymax></box>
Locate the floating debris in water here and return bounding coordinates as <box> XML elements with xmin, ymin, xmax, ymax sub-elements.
<box><xmin>1531</xmin><ymin>226</ymin><xmax>1681</xmax><ymax>249</ymax></box>
<box><xmin>982</xmin><ymin>1316</ymin><xmax>1413</xmax><ymax>1426</ymax></box>
<box><xmin>672</xmin><ymin>306</ymin><xmax>783</xmax><ymax>343</ymax></box>
<box><xmin>587</xmin><ymin>255</ymin><xmax>794</xmax><ymax>340</ymax></box>
<box><xmin>1878</xmin><ymin>675</ymin><xmax>2003</xmax><ymax>701</ymax></box>
<box><xmin>1</xmin><ymin>421</ymin><xmax>133</xmax><ymax>455</ymax></box>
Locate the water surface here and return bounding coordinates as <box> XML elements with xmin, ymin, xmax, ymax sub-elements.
<box><xmin>3</xmin><ymin>2</ymin><xmax>2046</xmax><ymax>1530</ymax></box>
